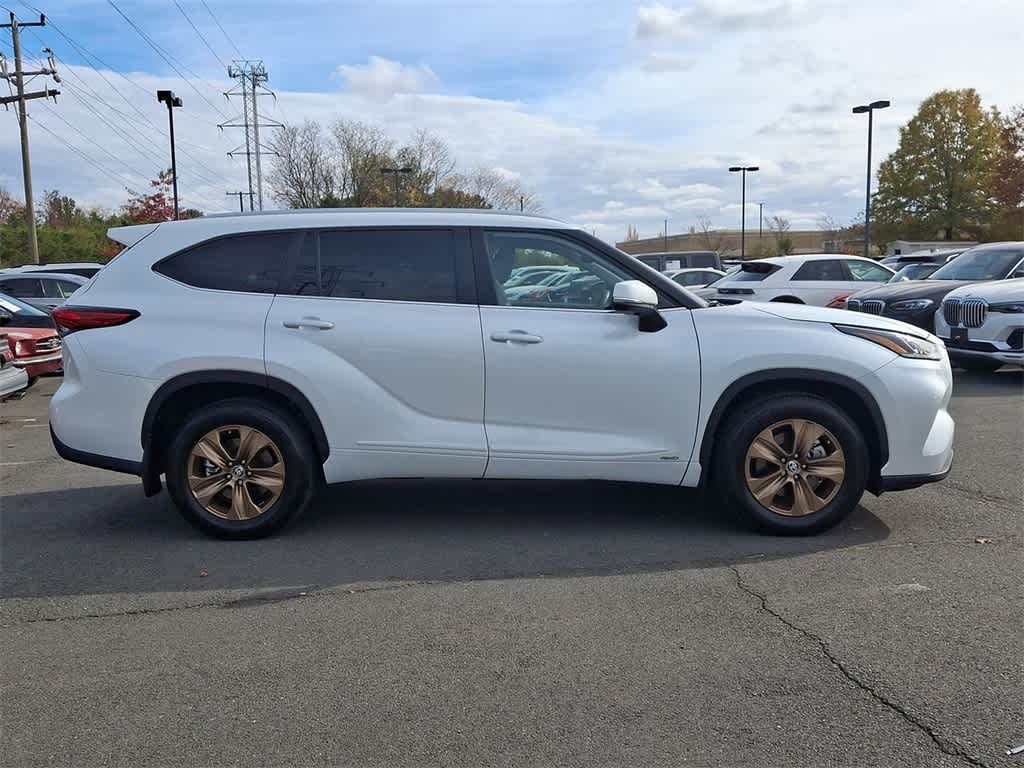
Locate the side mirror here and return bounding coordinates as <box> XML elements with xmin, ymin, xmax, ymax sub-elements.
<box><xmin>612</xmin><ymin>280</ymin><xmax>667</xmax><ymax>332</ymax></box>
<box><xmin>0</xmin><ymin>307</ymin><xmax>11</xmax><ymax>327</ymax></box>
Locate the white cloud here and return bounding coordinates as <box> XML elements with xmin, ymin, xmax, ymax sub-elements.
<box><xmin>335</xmin><ymin>56</ymin><xmax>438</xmax><ymax>99</ymax></box>
<box><xmin>636</xmin><ymin>0</ymin><xmax>797</xmax><ymax>41</ymax></box>
<box><xmin>641</xmin><ymin>52</ymin><xmax>696</xmax><ymax>73</ymax></box>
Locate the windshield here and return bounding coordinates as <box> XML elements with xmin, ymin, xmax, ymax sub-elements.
<box><xmin>929</xmin><ymin>248</ymin><xmax>1023</xmax><ymax>281</ymax></box>
<box><xmin>888</xmin><ymin>263</ymin><xmax>940</xmax><ymax>283</ymax></box>
<box><xmin>0</xmin><ymin>292</ymin><xmax>49</xmax><ymax>316</ymax></box>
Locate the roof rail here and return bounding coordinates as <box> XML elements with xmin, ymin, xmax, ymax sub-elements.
<box><xmin>204</xmin><ymin>207</ymin><xmax>559</xmax><ymax>221</ymax></box>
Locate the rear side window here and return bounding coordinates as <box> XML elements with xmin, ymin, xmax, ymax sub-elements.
<box><xmin>0</xmin><ymin>278</ymin><xmax>42</xmax><ymax>297</ymax></box>
<box><xmin>687</xmin><ymin>253</ymin><xmax>718</xmax><ymax>268</ymax></box>
<box><xmin>792</xmin><ymin>260</ymin><xmax>846</xmax><ymax>281</ymax></box>
<box><xmin>283</xmin><ymin>229</ymin><xmax>458</xmax><ymax>303</ymax></box>
<box><xmin>731</xmin><ymin>263</ymin><xmax>780</xmax><ymax>282</ymax></box>
<box><xmin>155</xmin><ymin>232</ymin><xmax>292</xmax><ymax>293</ymax></box>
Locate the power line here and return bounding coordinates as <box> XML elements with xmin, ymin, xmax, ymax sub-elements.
<box><xmin>200</xmin><ymin>0</ymin><xmax>242</xmax><ymax>59</ymax></box>
<box><xmin>37</xmin><ymin>100</ymin><xmax>153</xmax><ymax>182</ymax></box>
<box><xmin>106</xmin><ymin>0</ymin><xmax>231</xmax><ymax>121</ymax></box>
<box><xmin>172</xmin><ymin>0</ymin><xmax>226</xmax><ymax>70</ymax></box>
<box><xmin>28</xmin><ymin>114</ymin><xmax>138</xmax><ymax>190</ymax></box>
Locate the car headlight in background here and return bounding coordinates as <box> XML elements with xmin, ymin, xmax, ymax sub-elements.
<box><xmin>888</xmin><ymin>298</ymin><xmax>934</xmax><ymax>311</ymax></box>
<box><xmin>834</xmin><ymin>325</ymin><xmax>942</xmax><ymax>360</ymax></box>
<box><xmin>988</xmin><ymin>302</ymin><xmax>1024</xmax><ymax>313</ymax></box>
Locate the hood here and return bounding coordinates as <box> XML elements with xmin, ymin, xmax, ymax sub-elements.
<box><xmin>942</xmin><ymin>277</ymin><xmax>1024</xmax><ymax>303</ymax></box>
<box><xmin>751</xmin><ymin>301</ymin><xmax>934</xmax><ymax>338</ymax></box>
<box><xmin>849</xmin><ymin>279</ymin><xmax>971</xmax><ymax>301</ymax></box>
<box><xmin>3</xmin><ymin>327</ymin><xmax>58</xmax><ymax>342</ymax></box>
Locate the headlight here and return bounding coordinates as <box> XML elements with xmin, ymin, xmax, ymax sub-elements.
<box><xmin>835</xmin><ymin>325</ymin><xmax>942</xmax><ymax>360</ymax></box>
<box><xmin>989</xmin><ymin>302</ymin><xmax>1024</xmax><ymax>313</ymax></box>
<box><xmin>888</xmin><ymin>298</ymin><xmax>934</xmax><ymax>311</ymax></box>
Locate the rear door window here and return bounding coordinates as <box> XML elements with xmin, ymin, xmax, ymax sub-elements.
<box><xmin>281</xmin><ymin>229</ymin><xmax>459</xmax><ymax>304</ymax></box>
<box><xmin>155</xmin><ymin>232</ymin><xmax>293</xmax><ymax>293</ymax></box>
<box><xmin>0</xmin><ymin>278</ymin><xmax>43</xmax><ymax>298</ymax></box>
<box><xmin>792</xmin><ymin>260</ymin><xmax>846</xmax><ymax>281</ymax></box>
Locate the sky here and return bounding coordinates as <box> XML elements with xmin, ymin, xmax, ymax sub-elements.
<box><xmin>0</xmin><ymin>0</ymin><xmax>1019</xmax><ymax>244</ymax></box>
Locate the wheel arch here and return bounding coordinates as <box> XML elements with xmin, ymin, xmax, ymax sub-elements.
<box><xmin>698</xmin><ymin>369</ymin><xmax>889</xmax><ymax>494</ymax></box>
<box><xmin>141</xmin><ymin>370</ymin><xmax>329</xmax><ymax>494</ymax></box>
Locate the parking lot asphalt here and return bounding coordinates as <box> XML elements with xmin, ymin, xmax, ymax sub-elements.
<box><xmin>2</xmin><ymin>371</ymin><xmax>1022</xmax><ymax>767</ymax></box>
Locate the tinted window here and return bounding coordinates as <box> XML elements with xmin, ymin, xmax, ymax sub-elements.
<box><xmin>674</xmin><ymin>271</ymin><xmax>709</xmax><ymax>286</ymax></box>
<box><xmin>686</xmin><ymin>253</ymin><xmax>718</xmax><ymax>268</ymax></box>
<box><xmin>731</xmin><ymin>263</ymin><xmax>780</xmax><ymax>282</ymax></box>
<box><xmin>486</xmin><ymin>230</ymin><xmax>634</xmax><ymax>309</ymax></box>
<box><xmin>845</xmin><ymin>261</ymin><xmax>893</xmax><ymax>282</ymax></box>
<box><xmin>0</xmin><ymin>278</ymin><xmax>42</xmax><ymax>298</ymax></box>
<box><xmin>637</xmin><ymin>256</ymin><xmax>662</xmax><ymax>269</ymax></box>
<box><xmin>156</xmin><ymin>233</ymin><xmax>291</xmax><ymax>293</ymax></box>
<box><xmin>288</xmin><ymin>229</ymin><xmax>457</xmax><ymax>303</ymax></box>
<box><xmin>930</xmin><ymin>247</ymin><xmax>1024</xmax><ymax>281</ymax></box>
<box><xmin>889</xmin><ymin>263</ymin><xmax>939</xmax><ymax>283</ymax></box>
<box><xmin>792</xmin><ymin>260</ymin><xmax>846</xmax><ymax>281</ymax></box>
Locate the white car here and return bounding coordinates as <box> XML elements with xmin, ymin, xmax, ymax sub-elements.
<box><xmin>49</xmin><ymin>210</ymin><xmax>954</xmax><ymax>539</ymax></box>
<box><xmin>0</xmin><ymin>262</ymin><xmax>104</xmax><ymax>278</ymax></box>
<box><xmin>934</xmin><ymin>278</ymin><xmax>1024</xmax><ymax>371</ymax></box>
<box><xmin>664</xmin><ymin>268</ymin><xmax>727</xmax><ymax>289</ymax></box>
<box><xmin>713</xmin><ymin>255</ymin><xmax>895</xmax><ymax>306</ymax></box>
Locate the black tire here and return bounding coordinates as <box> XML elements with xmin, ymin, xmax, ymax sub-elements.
<box><xmin>714</xmin><ymin>393</ymin><xmax>868</xmax><ymax>535</ymax></box>
<box><xmin>165</xmin><ymin>398</ymin><xmax>318</xmax><ymax>539</ymax></box>
<box><xmin>956</xmin><ymin>358</ymin><xmax>1003</xmax><ymax>373</ymax></box>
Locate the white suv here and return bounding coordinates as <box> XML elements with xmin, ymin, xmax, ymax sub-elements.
<box><xmin>49</xmin><ymin>210</ymin><xmax>954</xmax><ymax>538</ymax></box>
<box><xmin>934</xmin><ymin>278</ymin><xmax>1024</xmax><ymax>371</ymax></box>
<box><xmin>713</xmin><ymin>254</ymin><xmax>895</xmax><ymax>306</ymax></box>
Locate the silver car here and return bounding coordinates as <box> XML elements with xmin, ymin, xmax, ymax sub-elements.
<box><xmin>0</xmin><ymin>272</ymin><xmax>90</xmax><ymax>311</ymax></box>
<box><xmin>0</xmin><ymin>329</ymin><xmax>29</xmax><ymax>399</ymax></box>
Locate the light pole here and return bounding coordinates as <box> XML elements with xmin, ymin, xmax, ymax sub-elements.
<box><xmin>380</xmin><ymin>166</ymin><xmax>413</xmax><ymax>207</ymax></box>
<box><xmin>852</xmin><ymin>99</ymin><xmax>890</xmax><ymax>258</ymax></box>
<box><xmin>728</xmin><ymin>165</ymin><xmax>759</xmax><ymax>259</ymax></box>
<box><xmin>758</xmin><ymin>202</ymin><xmax>765</xmax><ymax>241</ymax></box>
<box><xmin>156</xmin><ymin>90</ymin><xmax>182</xmax><ymax>220</ymax></box>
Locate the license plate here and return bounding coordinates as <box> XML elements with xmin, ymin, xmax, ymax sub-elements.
<box><xmin>951</xmin><ymin>327</ymin><xmax>968</xmax><ymax>345</ymax></box>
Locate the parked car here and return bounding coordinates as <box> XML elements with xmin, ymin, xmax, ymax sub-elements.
<box><xmin>503</xmin><ymin>268</ymin><xmax>580</xmax><ymax>301</ymax></box>
<box><xmin>845</xmin><ymin>242</ymin><xmax>1024</xmax><ymax>332</ymax></box>
<box><xmin>0</xmin><ymin>293</ymin><xmax>58</xmax><ymax>328</ymax></box>
<box><xmin>503</xmin><ymin>265</ymin><xmax>577</xmax><ymax>289</ymax></box>
<box><xmin>664</xmin><ymin>268</ymin><xmax>727</xmax><ymax>288</ymax></box>
<box><xmin>0</xmin><ymin>272</ymin><xmax>90</xmax><ymax>311</ymax></box>
<box><xmin>3</xmin><ymin>321</ymin><xmax>62</xmax><ymax>383</ymax></box>
<box><xmin>711</xmin><ymin>255</ymin><xmax>895</xmax><ymax>306</ymax></box>
<box><xmin>879</xmin><ymin>249</ymin><xmax>962</xmax><ymax>267</ymax></box>
<box><xmin>933</xmin><ymin>278</ymin><xmax>1024</xmax><ymax>372</ymax></box>
<box><xmin>633</xmin><ymin>251</ymin><xmax>723</xmax><ymax>272</ymax></box>
<box><xmin>51</xmin><ymin>210</ymin><xmax>953</xmax><ymax>539</ymax></box>
<box><xmin>0</xmin><ymin>331</ymin><xmax>29</xmax><ymax>400</ymax></box>
<box><xmin>887</xmin><ymin>262</ymin><xmax>944</xmax><ymax>283</ymax></box>
<box><xmin>0</xmin><ymin>262</ymin><xmax>103</xmax><ymax>278</ymax></box>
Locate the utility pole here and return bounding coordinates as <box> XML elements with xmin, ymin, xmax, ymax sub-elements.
<box><xmin>226</xmin><ymin>191</ymin><xmax>254</xmax><ymax>212</ymax></box>
<box><xmin>663</xmin><ymin>219</ymin><xmax>668</xmax><ymax>252</ymax></box>
<box><xmin>220</xmin><ymin>61</ymin><xmax>280</xmax><ymax>211</ymax></box>
<box><xmin>1</xmin><ymin>13</ymin><xmax>60</xmax><ymax>264</ymax></box>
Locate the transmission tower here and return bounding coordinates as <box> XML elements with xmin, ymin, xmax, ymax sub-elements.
<box><xmin>219</xmin><ymin>60</ymin><xmax>280</xmax><ymax>211</ymax></box>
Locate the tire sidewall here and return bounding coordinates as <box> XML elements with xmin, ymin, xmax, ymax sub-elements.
<box><xmin>716</xmin><ymin>395</ymin><xmax>868</xmax><ymax>535</ymax></box>
<box><xmin>166</xmin><ymin>398</ymin><xmax>316</xmax><ymax>539</ymax></box>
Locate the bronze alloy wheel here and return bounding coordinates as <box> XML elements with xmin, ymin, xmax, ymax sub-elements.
<box><xmin>743</xmin><ymin>418</ymin><xmax>846</xmax><ymax>517</ymax></box>
<box><xmin>187</xmin><ymin>425</ymin><xmax>286</xmax><ymax>521</ymax></box>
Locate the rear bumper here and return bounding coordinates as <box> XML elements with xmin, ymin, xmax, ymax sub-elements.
<box><xmin>50</xmin><ymin>425</ymin><xmax>142</xmax><ymax>476</ymax></box>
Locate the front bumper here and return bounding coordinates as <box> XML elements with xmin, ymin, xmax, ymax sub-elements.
<box><xmin>14</xmin><ymin>351</ymin><xmax>63</xmax><ymax>377</ymax></box>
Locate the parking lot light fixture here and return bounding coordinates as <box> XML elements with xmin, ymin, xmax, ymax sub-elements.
<box><xmin>852</xmin><ymin>99</ymin><xmax>890</xmax><ymax>258</ymax></box>
<box><xmin>380</xmin><ymin>166</ymin><xmax>414</xmax><ymax>207</ymax></box>
<box><xmin>156</xmin><ymin>90</ymin><xmax>182</xmax><ymax>220</ymax></box>
<box><xmin>729</xmin><ymin>166</ymin><xmax>759</xmax><ymax>259</ymax></box>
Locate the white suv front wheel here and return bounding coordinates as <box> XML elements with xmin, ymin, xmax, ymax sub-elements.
<box><xmin>165</xmin><ymin>398</ymin><xmax>317</xmax><ymax>538</ymax></box>
<box><xmin>715</xmin><ymin>394</ymin><xmax>869</xmax><ymax>535</ymax></box>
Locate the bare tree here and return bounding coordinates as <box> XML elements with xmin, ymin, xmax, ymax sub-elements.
<box><xmin>695</xmin><ymin>215</ymin><xmax>727</xmax><ymax>251</ymax></box>
<box><xmin>266</xmin><ymin>121</ymin><xmax>335</xmax><ymax>208</ymax></box>
<box><xmin>455</xmin><ymin>166</ymin><xmax>542</xmax><ymax>212</ymax></box>
<box><xmin>328</xmin><ymin>119</ymin><xmax>396</xmax><ymax>206</ymax></box>
<box><xmin>769</xmin><ymin>215</ymin><xmax>794</xmax><ymax>254</ymax></box>
<box><xmin>624</xmin><ymin>224</ymin><xmax>639</xmax><ymax>242</ymax></box>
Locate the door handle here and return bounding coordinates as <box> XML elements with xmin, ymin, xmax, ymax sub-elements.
<box><xmin>282</xmin><ymin>316</ymin><xmax>334</xmax><ymax>330</ymax></box>
<box><xmin>490</xmin><ymin>330</ymin><xmax>543</xmax><ymax>344</ymax></box>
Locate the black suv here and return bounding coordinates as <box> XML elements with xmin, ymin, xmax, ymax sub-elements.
<box><xmin>846</xmin><ymin>243</ymin><xmax>1024</xmax><ymax>331</ymax></box>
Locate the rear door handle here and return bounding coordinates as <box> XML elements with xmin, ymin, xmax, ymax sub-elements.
<box><xmin>490</xmin><ymin>330</ymin><xmax>543</xmax><ymax>344</ymax></box>
<box><xmin>282</xmin><ymin>316</ymin><xmax>334</xmax><ymax>330</ymax></box>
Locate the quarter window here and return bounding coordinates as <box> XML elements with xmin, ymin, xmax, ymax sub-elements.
<box><xmin>485</xmin><ymin>231</ymin><xmax>634</xmax><ymax>309</ymax></box>
<box><xmin>155</xmin><ymin>232</ymin><xmax>291</xmax><ymax>293</ymax></box>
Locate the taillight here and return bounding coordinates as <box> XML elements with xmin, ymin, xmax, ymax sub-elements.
<box><xmin>827</xmin><ymin>294</ymin><xmax>851</xmax><ymax>309</ymax></box>
<box><xmin>51</xmin><ymin>307</ymin><xmax>139</xmax><ymax>334</ymax></box>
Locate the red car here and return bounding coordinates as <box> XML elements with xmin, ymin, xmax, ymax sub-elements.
<box><xmin>0</xmin><ymin>292</ymin><xmax>63</xmax><ymax>382</ymax></box>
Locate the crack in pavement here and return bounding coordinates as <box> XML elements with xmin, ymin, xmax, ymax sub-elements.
<box><xmin>728</xmin><ymin>565</ymin><xmax>992</xmax><ymax>768</ymax></box>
